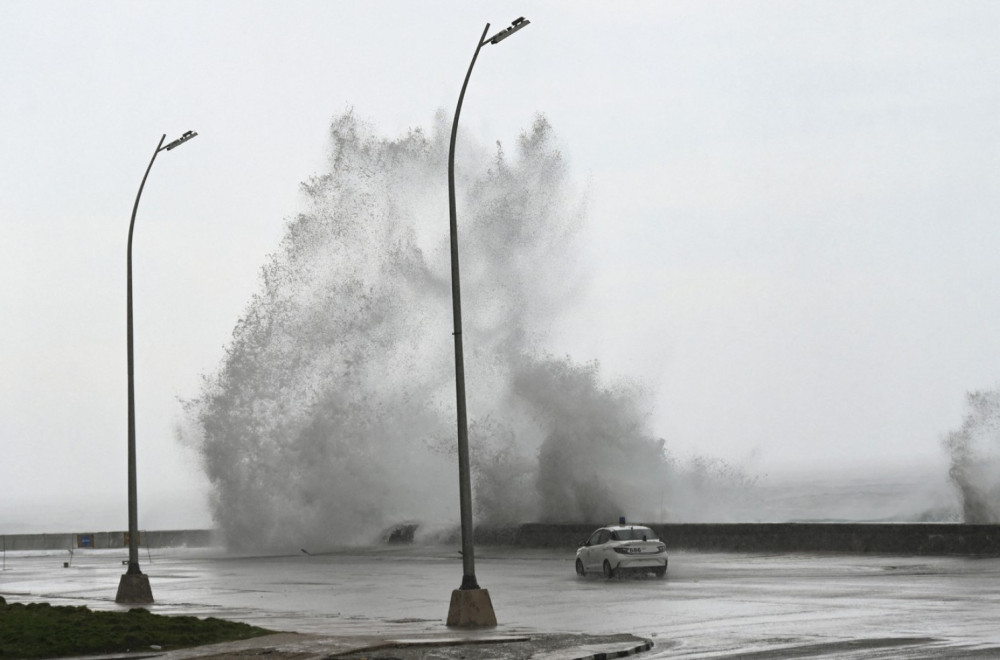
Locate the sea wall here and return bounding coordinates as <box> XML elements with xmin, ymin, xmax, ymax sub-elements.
<box><xmin>0</xmin><ymin>529</ymin><xmax>216</xmax><ymax>551</ymax></box>
<box><xmin>4</xmin><ymin>524</ymin><xmax>999</xmax><ymax>555</ymax></box>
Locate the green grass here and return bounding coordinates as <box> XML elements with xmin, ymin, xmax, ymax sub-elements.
<box><xmin>0</xmin><ymin>596</ymin><xmax>275</xmax><ymax>658</ymax></box>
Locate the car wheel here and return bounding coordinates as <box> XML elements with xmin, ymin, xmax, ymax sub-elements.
<box><xmin>654</xmin><ymin>565</ymin><xmax>666</xmax><ymax>578</ymax></box>
<box><xmin>575</xmin><ymin>558</ymin><xmax>585</xmax><ymax>576</ymax></box>
<box><xmin>603</xmin><ymin>559</ymin><xmax>615</xmax><ymax>579</ymax></box>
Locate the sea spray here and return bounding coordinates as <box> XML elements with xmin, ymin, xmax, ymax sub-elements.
<box><xmin>512</xmin><ymin>355</ymin><xmax>664</xmax><ymax>523</ymax></box>
<box><xmin>182</xmin><ymin>110</ymin><xmax>755</xmax><ymax>550</ymax></box>
<box><xmin>944</xmin><ymin>390</ymin><xmax>1000</xmax><ymax>523</ymax></box>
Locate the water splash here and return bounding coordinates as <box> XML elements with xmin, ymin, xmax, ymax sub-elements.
<box><xmin>944</xmin><ymin>390</ymin><xmax>1000</xmax><ymax>523</ymax></box>
<box><xmin>182</xmin><ymin>110</ymin><xmax>754</xmax><ymax>550</ymax></box>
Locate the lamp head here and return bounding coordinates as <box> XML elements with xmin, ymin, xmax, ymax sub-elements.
<box><xmin>487</xmin><ymin>17</ymin><xmax>530</xmax><ymax>45</ymax></box>
<box><xmin>163</xmin><ymin>130</ymin><xmax>198</xmax><ymax>151</ymax></box>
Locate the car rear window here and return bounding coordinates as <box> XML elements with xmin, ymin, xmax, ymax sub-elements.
<box><xmin>616</xmin><ymin>527</ymin><xmax>655</xmax><ymax>541</ymax></box>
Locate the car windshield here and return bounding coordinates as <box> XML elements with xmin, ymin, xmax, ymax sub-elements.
<box><xmin>614</xmin><ymin>527</ymin><xmax>654</xmax><ymax>541</ymax></box>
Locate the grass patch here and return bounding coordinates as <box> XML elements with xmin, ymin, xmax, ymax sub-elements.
<box><xmin>0</xmin><ymin>596</ymin><xmax>275</xmax><ymax>658</ymax></box>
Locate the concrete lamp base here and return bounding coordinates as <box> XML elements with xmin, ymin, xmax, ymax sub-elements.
<box><xmin>447</xmin><ymin>588</ymin><xmax>497</xmax><ymax>627</ymax></box>
<box><xmin>115</xmin><ymin>572</ymin><xmax>154</xmax><ymax>604</ymax></box>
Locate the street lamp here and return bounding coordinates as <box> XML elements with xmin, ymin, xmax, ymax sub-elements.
<box><xmin>115</xmin><ymin>130</ymin><xmax>197</xmax><ymax>604</ymax></box>
<box><xmin>445</xmin><ymin>18</ymin><xmax>529</xmax><ymax>628</ymax></box>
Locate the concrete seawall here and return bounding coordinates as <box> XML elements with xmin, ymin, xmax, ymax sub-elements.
<box><xmin>4</xmin><ymin>524</ymin><xmax>999</xmax><ymax>556</ymax></box>
<box><xmin>0</xmin><ymin>529</ymin><xmax>217</xmax><ymax>551</ymax></box>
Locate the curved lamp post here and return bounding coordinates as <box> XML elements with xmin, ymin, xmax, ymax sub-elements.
<box><xmin>116</xmin><ymin>130</ymin><xmax>197</xmax><ymax>604</ymax></box>
<box><xmin>445</xmin><ymin>18</ymin><xmax>529</xmax><ymax>628</ymax></box>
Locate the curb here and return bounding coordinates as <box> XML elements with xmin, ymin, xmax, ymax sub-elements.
<box><xmin>331</xmin><ymin>634</ymin><xmax>655</xmax><ymax>660</ymax></box>
<box><xmin>531</xmin><ymin>637</ymin><xmax>653</xmax><ymax>660</ymax></box>
<box><xmin>53</xmin><ymin>632</ymin><xmax>656</xmax><ymax>660</ymax></box>
<box><xmin>326</xmin><ymin>635</ymin><xmax>534</xmax><ymax>657</ymax></box>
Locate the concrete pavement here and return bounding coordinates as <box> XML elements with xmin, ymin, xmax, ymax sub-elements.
<box><xmin>14</xmin><ymin>546</ymin><xmax>1000</xmax><ymax>658</ymax></box>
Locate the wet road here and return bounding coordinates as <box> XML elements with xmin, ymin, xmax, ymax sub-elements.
<box><xmin>2</xmin><ymin>545</ymin><xmax>999</xmax><ymax>657</ymax></box>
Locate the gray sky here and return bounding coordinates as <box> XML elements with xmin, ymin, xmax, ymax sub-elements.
<box><xmin>2</xmin><ymin>1</ymin><xmax>998</xmax><ymax>532</ymax></box>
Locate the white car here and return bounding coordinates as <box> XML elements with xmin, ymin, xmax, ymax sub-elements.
<box><xmin>575</xmin><ymin>525</ymin><xmax>668</xmax><ymax>578</ymax></box>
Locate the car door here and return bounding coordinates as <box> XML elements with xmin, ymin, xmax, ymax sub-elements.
<box><xmin>588</xmin><ymin>529</ymin><xmax>612</xmax><ymax>570</ymax></box>
<box><xmin>594</xmin><ymin>529</ymin><xmax>613</xmax><ymax>568</ymax></box>
<box><xmin>583</xmin><ymin>529</ymin><xmax>604</xmax><ymax>571</ymax></box>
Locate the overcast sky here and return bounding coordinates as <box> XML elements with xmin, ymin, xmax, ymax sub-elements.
<box><xmin>3</xmin><ymin>1</ymin><xmax>999</xmax><ymax>533</ymax></box>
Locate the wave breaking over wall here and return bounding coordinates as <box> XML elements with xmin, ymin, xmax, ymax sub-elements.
<box><xmin>181</xmin><ymin>111</ymin><xmax>755</xmax><ymax>551</ymax></box>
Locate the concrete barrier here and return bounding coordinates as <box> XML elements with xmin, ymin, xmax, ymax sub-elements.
<box><xmin>4</xmin><ymin>524</ymin><xmax>998</xmax><ymax>555</ymax></box>
<box><xmin>0</xmin><ymin>529</ymin><xmax>217</xmax><ymax>552</ymax></box>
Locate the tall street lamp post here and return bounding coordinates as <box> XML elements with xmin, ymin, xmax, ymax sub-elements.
<box><xmin>445</xmin><ymin>17</ymin><xmax>529</xmax><ymax>628</ymax></box>
<box><xmin>116</xmin><ymin>130</ymin><xmax>197</xmax><ymax>604</ymax></box>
